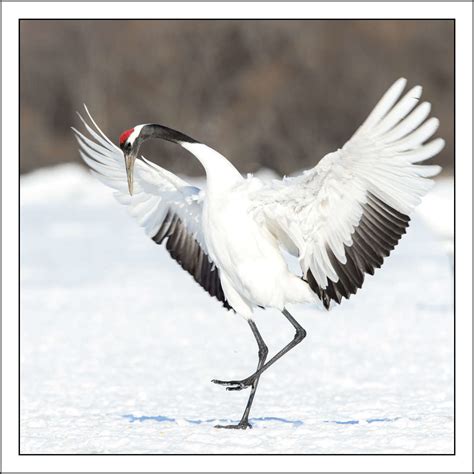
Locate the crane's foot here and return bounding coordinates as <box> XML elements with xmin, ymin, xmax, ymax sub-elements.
<box><xmin>211</xmin><ymin>376</ymin><xmax>255</xmax><ymax>391</ymax></box>
<box><xmin>215</xmin><ymin>421</ymin><xmax>252</xmax><ymax>430</ymax></box>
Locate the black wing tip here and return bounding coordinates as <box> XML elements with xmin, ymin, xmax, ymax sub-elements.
<box><xmin>304</xmin><ymin>272</ymin><xmax>331</xmax><ymax>311</ymax></box>
<box><xmin>306</xmin><ymin>194</ymin><xmax>410</xmax><ymax>308</ymax></box>
<box><xmin>323</xmin><ymin>297</ymin><xmax>331</xmax><ymax>310</ymax></box>
<box><xmin>152</xmin><ymin>213</ymin><xmax>233</xmax><ymax>311</ymax></box>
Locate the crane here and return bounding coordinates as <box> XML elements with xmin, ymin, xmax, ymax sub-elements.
<box><xmin>73</xmin><ymin>78</ymin><xmax>444</xmax><ymax>429</ymax></box>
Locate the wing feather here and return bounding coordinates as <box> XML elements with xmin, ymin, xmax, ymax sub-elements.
<box><xmin>251</xmin><ymin>78</ymin><xmax>444</xmax><ymax>309</ymax></box>
<box><xmin>73</xmin><ymin>108</ymin><xmax>232</xmax><ymax>310</ymax></box>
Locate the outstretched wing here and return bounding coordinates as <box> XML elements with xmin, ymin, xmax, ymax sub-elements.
<box><xmin>72</xmin><ymin>107</ymin><xmax>232</xmax><ymax>310</ymax></box>
<box><xmin>251</xmin><ymin>78</ymin><xmax>444</xmax><ymax>309</ymax></box>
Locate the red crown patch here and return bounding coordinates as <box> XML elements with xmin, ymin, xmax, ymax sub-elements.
<box><xmin>119</xmin><ymin>128</ymin><xmax>134</xmax><ymax>147</ymax></box>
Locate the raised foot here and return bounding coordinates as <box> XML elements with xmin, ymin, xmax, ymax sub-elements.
<box><xmin>211</xmin><ymin>377</ymin><xmax>254</xmax><ymax>391</ymax></box>
<box><xmin>215</xmin><ymin>421</ymin><xmax>252</xmax><ymax>430</ymax></box>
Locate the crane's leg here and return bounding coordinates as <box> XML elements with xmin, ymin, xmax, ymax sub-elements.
<box><xmin>215</xmin><ymin>319</ymin><xmax>268</xmax><ymax>430</ymax></box>
<box><xmin>212</xmin><ymin>309</ymin><xmax>306</xmax><ymax>391</ymax></box>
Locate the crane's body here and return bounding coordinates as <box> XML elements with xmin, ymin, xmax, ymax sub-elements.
<box><xmin>73</xmin><ymin>78</ymin><xmax>444</xmax><ymax>429</ymax></box>
<box><xmin>202</xmin><ymin>177</ymin><xmax>315</xmax><ymax>316</ymax></box>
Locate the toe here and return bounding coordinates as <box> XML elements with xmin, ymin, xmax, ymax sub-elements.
<box><xmin>211</xmin><ymin>379</ymin><xmax>235</xmax><ymax>386</ymax></box>
<box><xmin>215</xmin><ymin>422</ymin><xmax>252</xmax><ymax>430</ymax></box>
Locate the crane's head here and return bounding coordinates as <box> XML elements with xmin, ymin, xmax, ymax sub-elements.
<box><xmin>119</xmin><ymin>125</ymin><xmax>145</xmax><ymax>196</ymax></box>
<box><xmin>119</xmin><ymin>124</ymin><xmax>198</xmax><ymax>196</ymax></box>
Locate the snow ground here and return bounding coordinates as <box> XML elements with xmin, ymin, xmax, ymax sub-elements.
<box><xmin>20</xmin><ymin>164</ymin><xmax>454</xmax><ymax>454</ymax></box>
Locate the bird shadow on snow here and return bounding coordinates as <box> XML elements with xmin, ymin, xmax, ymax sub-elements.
<box><xmin>122</xmin><ymin>414</ymin><xmax>304</xmax><ymax>427</ymax></box>
<box><xmin>324</xmin><ymin>417</ymin><xmax>403</xmax><ymax>425</ymax></box>
<box><xmin>123</xmin><ymin>414</ymin><xmax>406</xmax><ymax>428</ymax></box>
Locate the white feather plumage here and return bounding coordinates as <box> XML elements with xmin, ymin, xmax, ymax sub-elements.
<box><xmin>74</xmin><ymin>78</ymin><xmax>444</xmax><ymax>313</ymax></box>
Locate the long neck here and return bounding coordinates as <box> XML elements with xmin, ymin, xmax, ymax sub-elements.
<box><xmin>180</xmin><ymin>142</ymin><xmax>242</xmax><ymax>192</ymax></box>
<box><xmin>144</xmin><ymin>124</ymin><xmax>243</xmax><ymax>193</ymax></box>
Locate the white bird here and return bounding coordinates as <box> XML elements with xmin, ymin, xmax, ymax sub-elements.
<box><xmin>73</xmin><ymin>78</ymin><xmax>444</xmax><ymax>429</ymax></box>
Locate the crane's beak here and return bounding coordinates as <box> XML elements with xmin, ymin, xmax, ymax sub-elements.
<box><xmin>124</xmin><ymin>152</ymin><xmax>136</xmax><ymax>196</ymax></box>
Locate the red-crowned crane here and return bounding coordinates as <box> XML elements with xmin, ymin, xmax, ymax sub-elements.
<box><xmin>73</xmin><ymin>78</ymin><xmax>444</xmax><ymax>429</ymax></box>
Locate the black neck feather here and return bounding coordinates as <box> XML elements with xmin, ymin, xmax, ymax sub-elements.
<box><xmin>141</xmin><ymin>124</ymin><xmax>198</xmax><ymax>145</ymax></box>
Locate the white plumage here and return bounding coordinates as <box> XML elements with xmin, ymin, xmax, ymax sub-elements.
<box><xmin>73</xmin><ymin>77</ymin><xmax>444</xmax><ymax>429</ymax></box>
<box><xmin>73</xmin><ymin>78</ymin><xmax>443</xmax><ymax>316</ymax></box>
<box><xmin>251</xmin><ymin>79</ymin><xmax>443</xmax><ymax>298</ymax></box>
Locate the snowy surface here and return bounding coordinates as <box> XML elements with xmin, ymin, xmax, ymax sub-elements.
<box><xmin>20</xmin><ymin>164</ymin><xmax>454</xmax><ymax>454</ymax></box>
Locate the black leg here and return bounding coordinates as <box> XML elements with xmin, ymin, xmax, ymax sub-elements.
<box><xmin>215</xmin><ymin>319</ymin><xmax>268</xmax><ymax>429</ymax></box>
<box><xmin>212</xmin><ymin>309</ymin><xmax>306</xmax><ymax>391</ymax></box>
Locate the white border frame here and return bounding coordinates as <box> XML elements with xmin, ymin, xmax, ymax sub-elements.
<box><xmin>3</xmin><ymin>2</ymin><xmax>472</xmax><ymax>472</ymax></box>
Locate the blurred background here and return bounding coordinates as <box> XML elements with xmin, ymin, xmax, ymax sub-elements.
<box><xmin>20</xmin><ymin>19</ymin><xmax>454</xmax><ymax>177</ymax></box>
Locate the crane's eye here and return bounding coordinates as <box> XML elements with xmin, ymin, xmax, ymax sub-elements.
<box><xmin>125</xmin><ymin>142</ymin><xmax>132</xmax><ymax>152</ymax></box>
